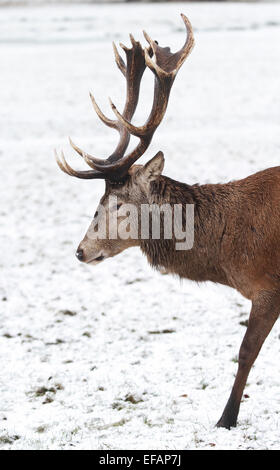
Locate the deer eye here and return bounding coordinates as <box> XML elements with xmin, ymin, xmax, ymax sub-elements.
<box><xmin>111</xmin><ymin>203</ymin><xmax>122</xmax><ymax>211</ymax></box>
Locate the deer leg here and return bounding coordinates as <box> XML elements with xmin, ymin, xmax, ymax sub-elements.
<box><xmin>216</xmin><ymin>292</ymin><xmax>279</xmax><ymax>429</ymax></box>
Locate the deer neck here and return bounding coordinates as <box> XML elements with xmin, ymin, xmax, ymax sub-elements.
<box><xmin>140</xmin><ymin>175</ymin><xmax>229</xmax><ymax>285</ymax></box>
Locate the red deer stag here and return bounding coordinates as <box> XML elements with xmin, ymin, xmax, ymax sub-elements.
<box><xmin>56</xmin><ymin>14</ymin><xmax>280</xmax><ymax>429</ymax></box>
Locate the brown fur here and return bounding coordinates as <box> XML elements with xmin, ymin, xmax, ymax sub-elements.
<box><xmin>143</xmin><ymin>166</ymin><xmax>280</xmax><ymax>300</ymax></box>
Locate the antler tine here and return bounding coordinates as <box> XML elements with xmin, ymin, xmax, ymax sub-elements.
<box><xmin>113</xmin><ymin>41</ymin><xmax>126</xmax><ymax>77</ymax></box>
<box><xmin>143</xmin><ymin>14</ymin><xmax>194</xmax><ymax>77</ymax></box>
<box><xmin>109</xmin><ymin>98</ymin><xmax>146</xmax><ymax>138</ymax></box>
<box><xmin>89</xmin><ymin>14</ymin><xmax>194</xmax><ymax>176</ymax></box>
<box><xmin>69</xmin><ymin>136</ymin><xmax>117</xmax><ymax>171</ymax></box>
<box><xmin>89</xmin><ymin>92</ymin><xmax>118</xmax><ymax>130</ymax></box>
<box><xmin>175</xmin><ymin>14</ymin><xmax>195</xmax><ymax>72</ymax></box>
<box><xmin>54</xmin><ymin>149</ymin><xmax>108</xmax><ymax>180</ymax></box>
<box><xmin>68</xmin><ymin>136</ymin><xmax>111</xmax><ymax>166</ymax></box>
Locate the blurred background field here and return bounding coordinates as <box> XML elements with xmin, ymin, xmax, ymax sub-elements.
<box><xmin>1</xmin><ymin>0</ymin><xmax>280</xmax><ymax>5</ymax></box>
<box><xmin>1</xmin><ymin>1</ymin><xmax>280</xmax><ymax>450</ymax></box>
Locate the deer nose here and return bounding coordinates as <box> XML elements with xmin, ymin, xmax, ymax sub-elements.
<box><xmin>75</xmin><ymin>249</ymin><xmax>84</xmax><ymax>262</ymax></box>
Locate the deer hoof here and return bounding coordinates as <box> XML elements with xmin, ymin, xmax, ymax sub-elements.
<box><xmin>216</xmin><ymin>418</ymin><xmax>237</xmax><ymax>430</ymax></box>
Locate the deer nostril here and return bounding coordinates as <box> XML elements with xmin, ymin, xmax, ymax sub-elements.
<box><xmin>75</xmin><ymin>249</ymin><xmax>84</xmax><ymax>262</ymax></box>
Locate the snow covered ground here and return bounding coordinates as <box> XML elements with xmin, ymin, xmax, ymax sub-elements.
<box><xmin>1</xmin><ymin>1</ymin><xmax>280</xmax><ymax>450</ymax></box>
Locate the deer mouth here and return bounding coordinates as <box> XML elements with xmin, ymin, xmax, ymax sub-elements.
<box><xmin>87</xmin><ymin>254</ymin><xmax>106</xmax><ymax>264</ymax></box>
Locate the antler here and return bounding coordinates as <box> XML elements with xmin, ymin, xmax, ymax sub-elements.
<box><xmin>56</xmin><ymin>14</ymin><xmax>194</xmax><ymax>181</ymax></box>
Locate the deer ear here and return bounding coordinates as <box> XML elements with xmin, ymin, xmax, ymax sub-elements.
<box><xmin>142</xmin><ymin>151</ymin><xmax>165</xmax><ymax>181</ymax></box>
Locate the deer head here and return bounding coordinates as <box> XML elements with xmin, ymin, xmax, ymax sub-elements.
<box><xmin>55</xmin><ymin>14</ymin><xmax>194</xmax><ymax>265</ymax></box>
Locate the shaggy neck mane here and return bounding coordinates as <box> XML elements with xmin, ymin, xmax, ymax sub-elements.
<box><xmin>140</xmin><ymin>174</ymin><xmax>230</xmax><ymax>285</ymax></box>
<box><xmin>149</xmin><ymin>175</ymin><xmax>197</xmax><ymax>205</ymax></box>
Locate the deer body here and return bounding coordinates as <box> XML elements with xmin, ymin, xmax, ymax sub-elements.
<box><xmin>142</xmin><ymin>166</ymin><xmax>280</xmax><ymax>300</ymax></box>
<box><xmin>56</xmin><ymin>15</ymin><xmax>279</xmax><ymax>430</ymax></box>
